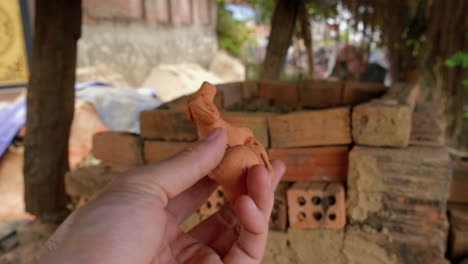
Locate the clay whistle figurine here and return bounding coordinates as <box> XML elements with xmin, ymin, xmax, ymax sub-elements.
<box><xmin>186</xmin><ymin>81</ymin><xmax>274</xmax><ymax>202</ymax></box>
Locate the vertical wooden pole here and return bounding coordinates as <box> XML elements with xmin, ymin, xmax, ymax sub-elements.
<box><xmin>261</xmin><ymin>0</ymin><xmax>300</xmax><ymax>80</ymax></box>
<box><xmin>299</xmin><ymin>1</ymin><xmax>314</xmax><ymax>78</ymax></box>
<box><xmin>24</xmin><ymin>0</ymin><xmax>82</xmax><ymax>221</ymax></box>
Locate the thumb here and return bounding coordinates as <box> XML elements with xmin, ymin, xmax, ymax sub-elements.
<box><xmin>110</xmin><ymin>128</ymin><xmax>227</xmax><ymax>206</ymax></box>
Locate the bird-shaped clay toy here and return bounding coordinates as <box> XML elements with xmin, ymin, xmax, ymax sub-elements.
<box><xmin>186</xmin><ymin>81</ymin><xmax>274</xmax><ymax>202</ymax></box>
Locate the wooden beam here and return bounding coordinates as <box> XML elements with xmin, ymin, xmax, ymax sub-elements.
<box><xmin>24</xmin><ymin>0</ymin><xmax>82</xmax><ymax>220</ymax></box>
<box><xmin>261</xmin><ymin>0</ymin><xmax>300</xmax><ymax>80</ymax></box>
<box><xmin>299</xmin><ymin>1</ymin><xmax>314</xmax><ymax>78</ymax></box>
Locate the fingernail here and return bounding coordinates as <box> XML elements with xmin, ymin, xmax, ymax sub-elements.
<box><xmin>205</xmin><ymin>127</ymin><xmax>222</xmax><ymax>141</ymax></box>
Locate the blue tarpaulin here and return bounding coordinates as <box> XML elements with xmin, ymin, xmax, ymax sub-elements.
<box><xmin>0</xmin><ymin>100</ymin><xmax>26</xmax><ymax>158</ymax></box>
<box><xmin>224</xmin><ymin>4</ymin><xmax>257</xmax><ymax>21</ymax></box>
<box><xmin>0</xmin><ymin>82</ymin><xmax>159</xmax><ymax>159</ymax></box>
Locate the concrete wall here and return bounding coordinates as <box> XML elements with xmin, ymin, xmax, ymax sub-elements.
<box><xmin>77</xmin><ymin>0</ymin><xmax>218</xmax><ymax>87</ymax></box>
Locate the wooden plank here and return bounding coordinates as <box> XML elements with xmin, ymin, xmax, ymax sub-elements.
<box><xmin>259</xmin><ymin>80</ymin><xmax>300</xmax><ymax>108</ymax></box>
<box><xmin>140</xmin><ymin>110</ymin><xmax>197</xmax><ymax>141</ymax></box>
<box><xmin>299</xmin><ymin>80</ymin><xmax>343</xmax><ymax>108</ymax></box>
<box><xmin>261</xmin><ymin>0</ymin><xmax>300</xmax><ymax>79</ymax></box>
<box><xmin>92</xmin><ymin>132</ymin><xmax>144</xmax><ymax>168</ymax></box>
<box><xmin>410</xmin><ymin>101</ymin><xmax>445</xmax><ymax>147</ymax></box>
<box><xmin>450</xmin><ymin>160</ymin><xmax>468</xmax><ymax>204</ymax></box>
<box><xmin>223</xmin><ymin>112</ymin><xmax>270</xmax><ymax>147</ymax></box>
<box><xmin>24</xmin><ymin>0</ymin><xmax>82</xmax><ymax>219</ymax></box>
<box><xmin>268</xmin><ymin>108</ymin><xmax>351</xmax><ymax>148</ymax></box>
<box><xmin>342</xmin><ymin>81</ymin><xmax>386</xmax><ymax>105</ymax></box>
<box><xmin>268</xmin><ymin>147</ymin><xmax>348</xmax><ymax>182</ymax></box>
<box><xmin>144</xmin><ymin>140</ymin><xmax>190</xmax><ymax>164</ymax></box>
<box><xmin>351</xmin><ymin>83</ymin><xmax>420</xmax><ymax>147</ymax></box>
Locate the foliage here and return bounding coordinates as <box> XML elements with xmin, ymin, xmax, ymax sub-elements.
<box><xmin>444</xmin><ymin>51</ymin><xmax>468</xmax><ymax>88</ymax></box>
<box><xmin>248</xmin><ymin>0</ymin><xmax>276</xmax><ymax>25</ymax></box>
<box><xmin>444</xmin><ymin>51</ymin><xmax>468</xmax><ymax>68</ymax></box>
<box><xmin>216</xmin><ymin>0</ymin><xmax>256</xmax><ymax>56</ymax></box>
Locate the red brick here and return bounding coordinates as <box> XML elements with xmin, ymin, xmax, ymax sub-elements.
<box><xmin>241</xmin><ymin>81</ymin><xmax>259</xmax><ymax>99</ymax></box>
<box><xmin>287</xmin><ymin>182</ymin><xmax>346</xmax><ymax>229</ymax></box>
<box><xmin>145</xmin><ymin>0</ymin><xmax>171</xmax><ymax>24</ymax></box>
<box><xmin>217</xmin><ymin>82</ymin><xmax>243</xmax><ymax>108</ymax></box>
<box><xmin>268</xmin><ymin>147</ymin><xmax>348</xmax><ymax>182</ymax></box>
<box><xmin>448</xmin><ymin>204</ymin><xmax>468</xmax><ymax>261</ymax></box>
<box><xmin>342</xmin><ymin>81</ymin><xmax>386</xmax><ymax>105</ymax></box>
<box><xmin>140</xmin><ymin>110</ymin><xmax>197</xmax><ymax>141</ymax></box>
<box><xmin>299</xmin><ymin>80</ymin><xmax>343</xmax><ymax>108</ymax></box>
<box><xmin>223</xmin><ymin>112</ymin><xmax>270</xmax><ymax>147</ymax></box>
<box><xmin>269</xmin><ymin>182</ymin><xmax>289</xmax><ymax>230</ymax></box>
<box><xmin>259</xmin><ymin>80</ymin><xmax>300</xmax><ymax>108</ymax></box>
<box><xmin>144</xmin><ymin>140</ymin><xmax>190</xmax><ymax>164</ymax></box>
<box><xmin>268</xmin><ymin>108</ymin><xmax>351</xmax><ymax>148</ymax></box>
<box><xmin>84</xmin><ymin>0</ymin><xmax>144</xmax><ymax>20</ymax></box>
<box><xmin>170</xmin><ymin>0</ymin><xmax>192</xmax><ymax>25</ymax></box>
<box><xmin>92</xmin><ymin>132</ymin><xmax>144</xmax><ymax>168</ymax></box>
<box><xmin>450</xmin><ymin>160</ymin><xmax>468</xmax><ymax>204</ymax></box>
<box><xmin>199</xmin><ymin>187</ymin><xmax>226</xmax><ymax>216</ymax></box>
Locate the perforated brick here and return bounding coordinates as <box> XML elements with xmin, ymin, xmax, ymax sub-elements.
<box><xmin>199</xmin><ymin>187</ymin><xmax>226</xmax><ymax>216</ymax></box>
<box><xmin>287</xmin><ymin>182</ymin><xmax>345</xmax><ymax>229</ymax></box>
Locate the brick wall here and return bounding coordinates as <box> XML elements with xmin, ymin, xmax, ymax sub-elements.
<box><xmin>66</xmin><ymin>80</ymin><xmax>453</xmax><ymax>264</ymax></box>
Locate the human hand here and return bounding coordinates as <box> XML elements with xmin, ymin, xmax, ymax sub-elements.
<box><xmin>36</xmin><ymin>128</ymin><xmax>285</xmax><ymax>264</ymax></box>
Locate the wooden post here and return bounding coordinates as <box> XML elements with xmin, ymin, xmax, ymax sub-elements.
<box><xmin>24</xmin><ymin>0</ymin><xmax>82</xmax><ymax>220</ymax></box>
<box><xmin>261</xmin><ymin>0</ymin><xmax>300</xmax><ymax>80</ymax></box>
<box><xmin>299</xmin><ymin>1</ymin><xmax>314</xmax><ymax>78</ymax></box>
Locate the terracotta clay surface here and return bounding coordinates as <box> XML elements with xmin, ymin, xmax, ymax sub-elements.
<box><xmin>187</xmin><ymin>81</ymin><xmax>274</xmax><ymax>202</ymax></box>
<box><xmin>287</xmin><ymin>182</ymin><xmax>346</xmax><ymax>229</ymax></box>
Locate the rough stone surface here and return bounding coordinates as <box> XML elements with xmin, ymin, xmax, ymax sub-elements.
<box><xmin>347</xmin><ymin>146</ymin><xmax>451</xmax><ymax>264</ymax></box>
<box><xmin>209</xmin><ymin>50</ymin><xmax>246</xmax><ymax>83</ymax></box>
<box><xmin>352</xmin><ymin>102</ymin><xmax>411</xmax><ymax>147</ymax></box>
<box><xmin>343</xmin><ymin>226</ymin><xmax>397</xmax><ymax>264</ymax></box>
<box><xmin>262</xmin><ymin>231</ymin><xmax>298</xmax><ymax>264</ymax></box>
<box><xmin>78</xmin><ymin>24</ymin><xmax>218</xmax><ymax>87</ymax></box>
<box><xmin>410</xmin><ymin>101</ymin><xmax>445</xmax><ymax>147</ymax></box>
<box><xmin>288</xmin><ymin>228</ymin><xmax>346</xmax><ymax>264</ymax></box>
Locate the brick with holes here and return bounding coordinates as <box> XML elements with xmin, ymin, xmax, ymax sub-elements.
<box><xmin>199</xmin><ymin>187</ymin><xmax>226</xmax><ymax>216</ymax></box>
<box><xmin>287</xmin><ymin>182</ymin><xmax>345</xmax><ymax>229</ymax></box>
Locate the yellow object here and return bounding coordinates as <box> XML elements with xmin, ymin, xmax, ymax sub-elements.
<box><xmin>0</xmin><ymin>0</ymin><xmax>29</xmax><ymax>87</ymax></box>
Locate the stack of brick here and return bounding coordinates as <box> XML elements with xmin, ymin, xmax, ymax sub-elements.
<box><xmin>65</xmin><ymin>79</ymin><xmax>455</xmax><ymax>264</ymax></box>
<box><xmin>347</xmin><ymin>82</ymin><xmax>452</xmax><ymax>263</ymax></box>
<box><xmin>448</xmin><ymin>160</ymin><xmax>468</xmax><ymax>261</ymax></box>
